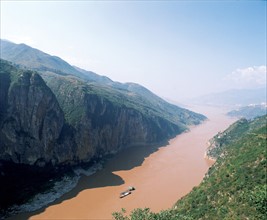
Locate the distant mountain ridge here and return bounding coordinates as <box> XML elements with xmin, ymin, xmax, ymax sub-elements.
<box><xmin>0</xmin><ymin>40</ymin><xmax>103</xmax><ymax>81</ymax></box>
<box><xmin>189</xmin><ymin>88</ymin><xmax>266</xmax><ymax>107</ymax></box>
<box><xmin>1</xmin><ymin>40</ymin><xmax>78</xmax><ymax>74</ymax></box>
<box><xmin>227</xmin><ymin>103</ymin><xmax>267</xmax><ymax>120</ymax></box>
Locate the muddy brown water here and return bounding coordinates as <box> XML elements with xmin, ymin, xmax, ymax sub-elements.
<box><xmin>10</xmin><ymin>106</ymin><xmax>236</xmax><ymax>220</ymax></box>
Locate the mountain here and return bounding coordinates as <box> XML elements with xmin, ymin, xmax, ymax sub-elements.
<box><xmin>0</xmin><ymin>59</ymin><xmax>189</xmax><ymax>212</ymax></box>
<box><xmin>0</xmin><ymin>60</ymin><xmax>68</xmax><ymax>165</ymax></box>
<box><xmin>1</xmin><ymin>59</ymin><xmax>200</xmax><ymax>165</ymax></box>
<box><xmin>0</xmin><ymin>39</ymin><xmax>205</xmax><ymax>127</ymax></box>
<box><xmin>0</xmin><ymin>40</ymin><xmax>206</xmax><ymax>213</ymax></box>
<box><xmin>1</xmin><ymin>40</ymin><xmax>78</xmax><ymax>75</ymax></box>
<box><xmin>113</xmin><ymin>115</ymin><xmax>267</xmax><ymax>219</ymax></box>
<box><xmin>227</xmin><ymin>103</ymin><xmax>267</xmax><ymax>120</ymax></box>
<box><xmin>189</xmin><ymin>88</ymin><xmax>266</xmax><ymax>107</ymax></box>
<box><xmin>73</xmin><ymin>65</ymin><xmax>113</xmax><ymax>84</ymax></box>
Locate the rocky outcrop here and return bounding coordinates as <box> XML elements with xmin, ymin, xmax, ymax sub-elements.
<box><xmin>0</xmin><ymin>64</ymin><xmax>65</xmax><ymax>165</ymax></box>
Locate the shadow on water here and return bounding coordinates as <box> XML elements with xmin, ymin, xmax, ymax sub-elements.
<box><xmin>8</xmin><ymin>140</ymin><xmax>169</xmax><ymax>220</ymax></box>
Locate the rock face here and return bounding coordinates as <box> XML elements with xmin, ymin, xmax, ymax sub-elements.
<box><xmin>0</xmin><ymin>60</ymin><xmax>183</xmax><ymax>166</ymax></box>
<box><xmin>0</xmin><ymin>65</ymin><xmax>65</xmax><ymax>165</ymax></box>
<box><xmin>73</xmin><ymin>94</ymin><xmax>181</xmax><ymax>162</ymax></box>
<box><xmin>52</xmin><ymin>92</ymin><xmax>181</xmax><ymax>165</ymax></box>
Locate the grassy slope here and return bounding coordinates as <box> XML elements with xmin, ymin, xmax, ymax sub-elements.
<box><xmin>113</xmin><ymin>115</ymin><xmax>267</xmax><ymax>219</ymax></box>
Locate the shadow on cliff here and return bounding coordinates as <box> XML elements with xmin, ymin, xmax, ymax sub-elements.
<box><xmin>9</xmin><ymin>140</ymin><xmax>170</xmax><ymax>220</ymax></box>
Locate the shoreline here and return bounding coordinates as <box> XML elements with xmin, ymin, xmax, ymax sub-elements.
<box><xmin>203</xmin><ymin>140</ymin><xmax>217</xmax><ymax>162</ymax></box>
<box><xmin>8</xmin><ymin>106</ymin><xmax>236</xmax><ymax>220</ymax></box>
<box><xmin>4</xmin><ymin>162</ymin><xmax>103</xmax><ymax>219</ymax></box>
<box><xmin>5</xmin><ymin>140</ymin><xmax>172</xmax><ymax>220</ymax></box>
<box><xmin>204</xmin><ymin>151</ymin><xmax>216</xmax><ymax>162</ymax></box>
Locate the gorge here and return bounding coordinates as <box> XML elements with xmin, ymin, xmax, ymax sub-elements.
<box><xmin>0</xmin><ymin>40</ymin><xmax>205</xmax><ymax>216</ymax></box>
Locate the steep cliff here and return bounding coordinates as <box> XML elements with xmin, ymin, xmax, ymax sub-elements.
<box><xmin>0</xmin><ymin>42</ymin><xmax>207</xmax><ymax>214</ymax></box>
<box><xmin>0</xmin><ymin>40</ymin><xmax>206</xmax><ymax>127</ymax></box>
<box><xmin>0</xmin><ymin>60</ymin><xmax>184</xmax><ymax>166</ymax></box>
<box><xmin>0</xmin><ymin>60</ymin><xmax>65</xmax><ymax>165</ymax></box>
<box><xmin>0</xmin><ymin>60</ymin><xmax>187</xmax><ymax>213</ymax></box>
<box><xmin>0</xmin><ymin>40</ymin><xmax>207</xmax><ymax>167</ymax></box>
<box><xmin>39</xmin><ymin>71</ymin><xmax>183</xmax><ymax>164</ymax></box>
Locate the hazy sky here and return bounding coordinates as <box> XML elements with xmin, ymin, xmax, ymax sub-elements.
<box><xmin>1</xmin><ymin>1</ymin><xmax>266</xmax><ymax>100</ymax></box>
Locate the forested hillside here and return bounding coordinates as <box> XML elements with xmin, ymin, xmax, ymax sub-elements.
<box><xmin>113</xmin><ymin>115</ymin><xmax>267</xmax><ymax>219</ymax></box>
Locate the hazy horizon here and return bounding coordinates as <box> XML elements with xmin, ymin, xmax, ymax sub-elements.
<box><xmin>1</xmin><ymin>1</ymin><xmax>266</xmax><ymax>100</ymax></box>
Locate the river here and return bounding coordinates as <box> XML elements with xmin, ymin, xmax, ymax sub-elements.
<box><xmin>10</xmin><ymin>106</ymin><xmax>236</xmax><ymax>219</ymax></box>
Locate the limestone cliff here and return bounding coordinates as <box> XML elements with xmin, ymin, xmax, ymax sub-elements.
<box><xmin>72</xmin><ymin>93</ymin><xmax>181</xmax><ymax>162</ymax></box>
<box><xmin>0</xmin><ymin>61</ymin><xmax>65</xmax><ymax>165</ymax></box>
<box><xmin>0</xmin><ymin>60</ymin><xmax>183</xmax><ymax>166</ymax></box>
<box><xmin>0</xmin><ymin>41</ymin><xmax>206</xmax><ymax>168</ymax></box>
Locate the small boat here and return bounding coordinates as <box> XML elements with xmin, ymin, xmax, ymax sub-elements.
<box><xmin>119</xmin><ymin>186</ymin><xmax>136</xmax><ymax>198</ymax></box>
<box><xmin>120</xmin><ymin>190</ymin><xmax>131</xmax><ymax>198</ymax></box>
<box><xmin>128</xmin><ymin>186</ymin><xmax>135</xmax><ymax>191</ymax></box>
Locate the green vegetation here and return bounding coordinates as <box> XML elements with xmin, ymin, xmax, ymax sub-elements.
<box><xmin>39</xmin><ymin>70</ymin><xmax>201</xmax><ymax>131</ymax></box>
<box><xmin>113</xmin><ymin>115</ymin><xmax>267</xmax><ymax>219</ymax></box>
<box><xmin>112</xmin><ymin>208</ymin><xmax>193</xmax><ymax>220</ymax></box>
<box><xmin>206</xmin><ymin>118</ymin><xmax>250</xmax><ymax>160</ymax></box>
<box><xmin>207</xmin><ymin>116</ymin><xmax>266</xmax><ymax>159</ymax></box>
<box><xmin>0</xmin><ymin>59</ymin><xmax>22</xmax><ymax>84</ymax></box>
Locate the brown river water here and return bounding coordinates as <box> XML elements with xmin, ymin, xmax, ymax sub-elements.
<box><xmin>11</xmin><ymin>106</ymin><xmax>236</xmax><ymax>220</ymax></box>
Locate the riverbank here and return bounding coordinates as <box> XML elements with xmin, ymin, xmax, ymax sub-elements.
<box><xmin>204</xmin><ymin>140</ymin><xmax>217</xmax><ymax>162</ymax></box>
<box><xmin>2</xmin><ymin>162</ymin><xmax>103</xmax><ymax>219</ymax></box>
<box><xmin>9</xmin><ymin>106</ymin><xmax>236</xmax><ymax>220</ymax></box>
